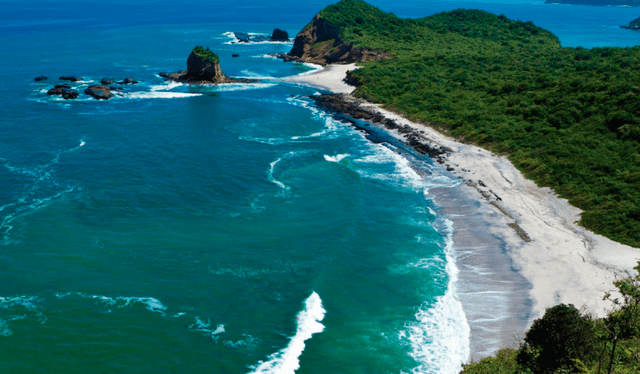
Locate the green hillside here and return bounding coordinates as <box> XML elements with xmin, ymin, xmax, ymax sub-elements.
<box><xmin>318</xmin><ymin>0</ymin><xmax>640</xmax><ymax>247</ymax></box>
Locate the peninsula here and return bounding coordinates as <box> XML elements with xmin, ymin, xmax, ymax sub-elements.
<box><xmin>280</xmin><ymin>0</ymin><xmax>640</xmax><ymax>367</ymax></box>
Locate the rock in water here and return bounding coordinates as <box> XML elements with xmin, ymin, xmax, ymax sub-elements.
<box><xmin>61</xmin><ymin>89</ymin><xmax>79</xmax><ymax>100</ymax></box>
<box><xmin>186</xmin><ymin>49</ymin><xmax>224</xmax><ymax>83</ymax></box>
<box><xmin>60</xmin><ymin>76</ymin><xmax>83</xmax><ymax>82</ymax></box>
<box><xmin>47</xmin><ymin>84</ymin><xmax>72</xmax><ymax>95</ymax></box>
<box><xmin>101</xmin><ymin>78</ymin><xmax>114</xmax><ymax>85</ymax></box>
<box><xmin>84</xmin><ymin>85</ymin><xmax>114</xmax><ymax>100</ymax></box>
<box><xmin>122</xmin><ymin>78</ymin><xmax>138</xmax><ymax>84</ymax></box>
<box><xmin>35</xmin><ymin>76</ymin><xmax>48</xmax><ymax>82</ymax></box>
<box><xmin>271</xmin><ymin>29</ymin><xmax>289</xmax><ymax>41</ymax></box>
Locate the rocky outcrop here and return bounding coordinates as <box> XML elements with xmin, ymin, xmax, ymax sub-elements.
<box><xmin>35</xmin><ymin>76</ymin><xmax>48</xmax><ymax>82</ymax></box>
<box><xmin>61</xmin><ymin>89</ymin><xmax>78</xmax><ymax>100</ymax></box>
<box><xmin>60</xmin><ymin>76</ymin><xmax>83</xmax><ymax>82</ymax></box>
<box><xmin>186</xmin><ymin>51</ymin><xmax>225</xmax><ymax>82</ymax></box>
<box><xmin>101</xmin><ymin>78</ymin><xmax>114</xmax><ymax>85</ymax></box>
<box><xmin>47</xmin><ymin>84</ymin><xmax>71</xmax><ymax>95</ymax></box>
<box><xmin>283</xmin><ymin>15</ymin><xmax>392</xmax><ymax>65</ymax></box>
<box><xmin>311</xmin><ymin>94</ymin><xmax>451</xmax><ymax>160</ymax></box>
<box><xmin>621</xmin><ymin>16</ymin><xmax>640</xmax><ymax>30</ymax></box>
<box><xmin>160</xmin><ymin>50</ymin><xmax>251</xmax><ymax>84</ymax></box>
<box><xmin>122</xmin><ymin>78</ymin><xmax>138</xmax><ymax>84</ymax></box>
<box><xmin>84</xmin><ymin>85</ymin><xmax>114</xmax><ymax>100</ymax></box>
<box><xmin>271</xmin><ymin>29</ymin><xmax>289</xmax><ymax>41</ymax></box>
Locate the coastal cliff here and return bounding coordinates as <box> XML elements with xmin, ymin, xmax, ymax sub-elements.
<box><xmin>280</xmin><ymin>15</ymin><xmax>391</xmax><ymax>65</ymax></box>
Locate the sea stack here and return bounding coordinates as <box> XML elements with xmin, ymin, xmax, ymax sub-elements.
<box><xmin>160</xmin><ymin>46</ymin><xmax>249</xmax><ymax>84</ymax></box>
<box><xmin>186</xmin><ymin>46</ymin><xmax>225</xmax><ymax>82</ymax></box>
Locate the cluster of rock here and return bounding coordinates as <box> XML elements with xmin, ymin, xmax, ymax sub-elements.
<box><xmin>159</xmin><ymin>50</ymin><xmax>250</xmax><ymax>85</ymax></box>
<box><xmin>311</xmin><ymin>94</ymin><xmax>452</xmax><ymax>161</ymax></box>
<box><xmin>39</xmin><ymin>76</ymin><xmax>139</xmax><ymax>100</ymax></box>
<box><xmin>229</xmin><ymin>28</ymin><xmax>290</xmax><ymax>44</ymax></box>
<box><xmin>273</xmin><ymin>15</ymin><xmax>392</xmax><ymax>66</ymax></box>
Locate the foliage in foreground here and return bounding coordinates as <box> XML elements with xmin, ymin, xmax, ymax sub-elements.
<box><xmin>461</xmin><ymin>264</ymin><xmax>640</xmax><ymax>373</ymax></box>
<box><xmin>192</xmin><ymin>46</ymin><xmax>219</xmax><ymax>63</ymax></box>
<box><xmin>318</xmin><ymin>0</ymin><xmax>640</xmax><ymax>247</ymax></box>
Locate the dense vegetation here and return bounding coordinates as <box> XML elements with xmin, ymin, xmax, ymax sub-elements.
<box><xmin>318</xmin><ymin>0</ymin><xmax>640</xmax><ymax>247</ymax></box>
<box><xmin>192</xmin><ymin>46</ymin><xmax>219</xmax><ymax>63</ymax></box>
<box><xmin>462</xmin><ymin>264</ymin><xmax>640</xmax><ymax>373</ymax></box>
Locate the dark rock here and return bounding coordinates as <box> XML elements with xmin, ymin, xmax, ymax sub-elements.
<box><xmin>447</xmin><ymin>166</ymin><xmax>455</xmax><ymax>171</ymax></box>
<box><xmin>234</xmin><ymin>32</ymin><xmax>251</xmax><ymax>43</ymax></box>
<box><xmin>47</xmin><ymin>84</ymin><xmax>72</xmax><ymax>95</ymax></box>
<box><xmin>122</xmin><ymin>78</ymin><xmax>137</xmax><ymax>84</ymax></box>
<box><xmin>61</xmin><ymin>89</ymin><xmax>78</xmax><ymax>100</ymax></box>
<box><xmin>271</xmin><ymin>28</ymin><xmax>289</xmax><ymax>41</ymax></box>
<box><xmin>310</xmin><ymin>94</ymin><xmax>451</xmax><ymax>160</ymax></box>
<box><xmin>478</xmin><ymin>180</ymin><xmax>487</xmax><ymax>187</ymax></box>
<box><xmin>232</xmin><ymin>54</ymin><xmax>240</xmax><ymax>57</ymax></box>
<box><xmin>186</xmin><ymin>51</ymin><xmax>224</xmax><ymax>82</ymax></box>
<box><xmin>35</xmin><ymin>76</ymin><xmax>48</xmax><ymax>82</ymax></box>
<box><xmin>84</xmin><ymin>85</ymin><xmax>114</xmax><ymax>100</ymax></box>
<box><xmin>101</xmin><ymin>78</ymin><xmax>114</xmax><ymax>85</ymax></box>
<box><xmin>60</xmin><ymin>76</ymin><xmax>83</xmax><ymax>82</ymax></box>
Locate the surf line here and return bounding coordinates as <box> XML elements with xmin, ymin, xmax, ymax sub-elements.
<box><xmin>247</xmin><ymin>292</ymin><xmax>326</xmax><ymax>374</ymax></box>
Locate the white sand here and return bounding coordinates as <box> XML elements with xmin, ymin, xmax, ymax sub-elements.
<box><xmin>290</xmin><ymin>64</ymin><xmax>640</xmax><ymax>324</ymax></box>
<box><xmin>282</xmin><ymin>63</ymin><xmax>358</xmax><ymax>94</ymax></box>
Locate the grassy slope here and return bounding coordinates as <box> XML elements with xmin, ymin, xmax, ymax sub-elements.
<box><xmin>319</xmin><ymin>0</ymin><xmax>640</xmax><ymax>247</ymax></box>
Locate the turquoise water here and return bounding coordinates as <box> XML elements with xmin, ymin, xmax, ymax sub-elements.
<box><xmin>1</xmin><ymin>1</ymin><xmax>639</xmax><ymax>373</ymax></box>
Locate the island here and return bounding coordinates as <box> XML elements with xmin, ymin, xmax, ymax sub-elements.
<box><xmin>622</xmin><ymin>16</ymin><xmax>640</xmax><ymax>29</ymax></box>
<box><xmin>278</xmin><ymin>0</ymin><xmax>640</xmax><ymax>371</ymax></box>
<box><xmin>545</xmin><ymin>0</ymin><xmax>640</xmax><ymax>5</ymax></box>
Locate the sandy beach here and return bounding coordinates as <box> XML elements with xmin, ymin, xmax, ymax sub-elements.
<box><xmin>290</xmin><ymin>64</ymin><xmax>640</xmax><ymax>359</ymax></box>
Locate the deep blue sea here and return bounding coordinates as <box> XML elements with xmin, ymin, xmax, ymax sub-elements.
<box><xmin>0</xmin><ymin>0</ymin><xmax>638</xmax><ymax>373</ymax></box>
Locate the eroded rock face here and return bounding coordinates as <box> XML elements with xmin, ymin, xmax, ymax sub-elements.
<box><xmin>186</xmin><ymin>51</ymin><xmax>225</xmax><ymax>82</ymax></box>
<box><xmin>286</xmin><ymin>16</ymin><xmax>392</xmax><ymax>65</ymax></box>
<box><xmin>84</xmin><ymin>85</ymin><xmax>114</xmax><ymax>100</ymax></box>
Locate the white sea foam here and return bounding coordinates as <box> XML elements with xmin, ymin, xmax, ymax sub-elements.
<box><xmin>150</xmin><ymin>81</ymin><xmax>183</xmax><ymax>91</ymax></box>
<box><xmin>214</xmin><ymin>83</ymin><xmax>276</xmax><ymax>92</ymax></box>
<box><xmin>188</xmin><ymin>317</ymin><xmax>226</xmax><ymax>339</ymax></box>
<box><xmin>127</xmin><ymin>91</ymin><xmax>202</xmax><ymax>99</ymax></box>
<box><xmin>400</xmin><ymin>219</ymin><xmax>470</xmax><ymax>374</ymax></box>
<box><xmin>56</xmin><ymin>292</ymin><xmax>167</xmax><ymax>314</ymax></box>
<box><xmin>268</xmin><ymin>154</ymin><xmax>291</xmax><ymax>191</ymax></box>
<box><xmin>247</xmin><ymin>292</ymin><xmax>326</xmax><ymax>374</ymax></box>
<box><xmin>323</xmin><ymin>154</ymin><xmax>349</xmax><ymax>163</ymax></box>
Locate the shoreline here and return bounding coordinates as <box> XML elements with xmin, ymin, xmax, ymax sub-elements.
<box><xmin>289</xmin><ymin>64</ymin><xmax>640</xmax><ymax>360</ymax></box>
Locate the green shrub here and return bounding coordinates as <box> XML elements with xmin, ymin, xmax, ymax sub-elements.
<box><xmin>516</xmin><ymin>304</ymin><xmax>598</xmax><ymax>373</ymax></box>
<box><xmin>192</xmin><ymin>46</ymin><xmax>219</xmax><ymax>63</ymax></box>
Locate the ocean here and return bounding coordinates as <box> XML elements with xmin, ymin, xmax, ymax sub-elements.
<box><xmin>0</xmin><ymin>0</ymin><xmax>638</xmax><ymax>373</ymax></box>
